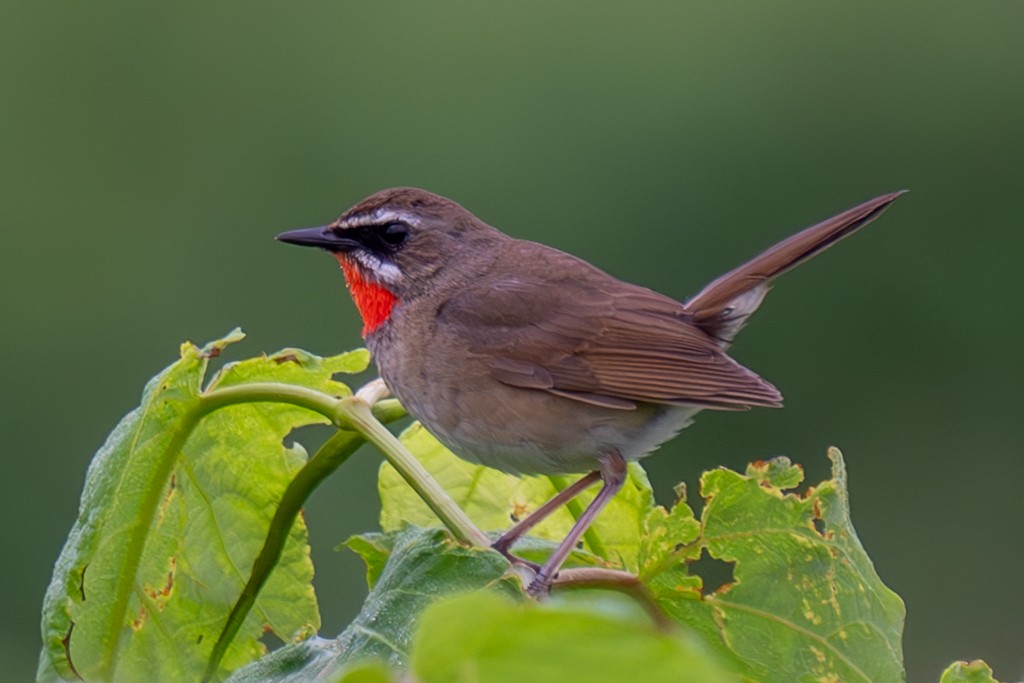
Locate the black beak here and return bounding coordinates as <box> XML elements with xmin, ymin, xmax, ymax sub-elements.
<box><xmin>275</xmin><ymin>226</ymin><xmax>358</xmax><ymax>252</ymax></box>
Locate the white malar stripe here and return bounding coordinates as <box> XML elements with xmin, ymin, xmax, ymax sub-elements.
<box><xmin>375</xmin><ymin>260</ymin><xmax>402</xmax><ymax>284</ymax></box>
<box><xmin>339</xmin><ymin>208</ymin><xmax>422</xmax><ymax>228</ymax></box>
<box><xmin>352</xmin><ymin>250</ymin><xmax>403</xmax><ymax>285</ymax></box>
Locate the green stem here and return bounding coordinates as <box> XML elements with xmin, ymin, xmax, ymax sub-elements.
<box><xmin>195</xmin><ymin>381</ymin><xmax>487</xmax><ymax>680</ymax></box>
<box><xmin>336</xmin><ymin>397</ymin><xmax>490</xmax><ymax>548</ymax></box>
<box><xmin>549</xmin><ymin>475</ymin><xmax>608</xmax><ymax>559</ymax></box>
<box><xmin>201</xmin><ymin>428</ymin><xmax>368</xmax><ymax>683</ymax></box>
<box><xmin>552</xmin><ymin>568</ymin><xmax>671</xmax><ymax>630</ymax></box>
<box><xmin>198</xmin><ymin>382</ymin><xmax>341</xmax><ymax>420</ymax></box>
<box><xmin>197</xmin><ymin>383</ymin><xmax>484</xmax><ymax>547</ymax></box>
<box><xmin>369</xmin><ymin>398</ymin><xmax>406</xmax><ymax>423</ymax></box>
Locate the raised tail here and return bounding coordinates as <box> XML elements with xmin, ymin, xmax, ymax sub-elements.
<box><xmin>685</xmin><ymin>190</ymin><xmax>906</xmax><ymax>345</ymax></box>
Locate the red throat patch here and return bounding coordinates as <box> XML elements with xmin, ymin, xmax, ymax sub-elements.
<box><xmin>336</xmin><ymin>256</ymin><xmax>397</xmax><ymax>336</ymax></box>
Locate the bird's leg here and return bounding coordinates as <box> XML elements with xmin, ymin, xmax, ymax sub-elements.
<box><xmin>491</xmin><ymin>470</ymin><xmax>601</xmax><ymax>557</ymax></box>
<box><xmin>526</xmin><ymin>451</ymin><xmax>627</xmax><ymax>597</ymax></box>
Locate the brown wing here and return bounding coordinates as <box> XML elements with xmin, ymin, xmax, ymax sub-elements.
<box><xmin>437</xmin><ymin>244</ymin><xmax>782</xmax><ymax>412</ymax></box>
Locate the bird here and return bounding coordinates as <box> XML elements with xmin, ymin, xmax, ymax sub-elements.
<box><xmin>277</xmin><ymin>187</ymin><xmax>904</xmax><ymax>595</ymax></box>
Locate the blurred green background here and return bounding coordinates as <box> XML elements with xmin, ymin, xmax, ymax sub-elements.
<box><xmin>2</xmin><ymin>2</ymin><xmax>1021</xmax><ymax>681</ymax></box>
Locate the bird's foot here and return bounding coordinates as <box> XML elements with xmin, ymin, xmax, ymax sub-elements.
<box><xmin>490</xmin><ymin>540</ymin><xmax>541</xmax><ymax>572</ymax></box>
<box><xmin>525</xmin><ymin>572</ymin><xmax>552</xmax><ymax>598</ymax></box>
<box><xmin>490</xmin><ymin>534</ymin><xmax>514</xmax><ymax>556</ymax></box>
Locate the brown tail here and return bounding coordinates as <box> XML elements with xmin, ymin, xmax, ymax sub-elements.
<box><xmin>685</xmin><ymin>190</ymin><xmax>906</xmax><ymax>345</ymax></box>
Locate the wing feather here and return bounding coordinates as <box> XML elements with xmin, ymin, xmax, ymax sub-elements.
<box><xmin>437</xmin><ymin>247</ymin><xmax>782</xmax><ymax>411</ymax></box>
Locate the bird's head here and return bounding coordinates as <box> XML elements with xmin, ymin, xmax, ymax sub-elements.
<box><xmin>277</xmin><ymin>187</ymin><xmax>500</xmax><ymax>335</ymax></box>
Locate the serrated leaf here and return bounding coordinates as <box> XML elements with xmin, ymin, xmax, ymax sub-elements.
<box><xmin>385</xmin><ymin>424</ymin><xmax>905</xmax><ymax>681</ymax></box>
<box><xmin>411</xmin><ymin>592</ymin><xmax>736</xmax><ymax>683</ymax></box>
<box><xmin>379</xmin><ymin>423</ymin><xmax>653</xmax><ymax>570</ymax></box>
<box><xmin>650</xmin><ymin>450</ymin><xmax>906</xmax><ymax>682</ymax></box>
<box><xmin>746</xmin><ymin>456</ymin><xmax>804</xmax><ymax>490</ymax></box>
<box><xmin>637</xmin><ymin>497</ymin><xmax>702</xmax><ymax>592</ymax></box>
<box><xmin>39</xmin><ymin>332</ymin><xmax>368</xmax><ymax>682</ymax></box>
<box><xmin>940</xmin><ymin>660</ymin><xmax>1010</xmax><ymax>683</ymax></box>
<box><xmin>226</xmin><ymin>527</ymin><xmax>518</xmax><ymax>682</ymax></box>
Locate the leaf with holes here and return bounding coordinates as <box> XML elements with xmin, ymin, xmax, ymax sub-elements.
<box><xmin>380</xmin><ymin>423</ymin><xmax>905</xmax><ymax>681</ymax></box>
<box><xmin>940</xmin><ymin>660</ymin><xmax>1009</xmax><ymax>683</ymax></box>
<box><xmin>647</xmin><ymin>450</ymin><xmax>906</xmax><ymax>683</ymax></box>
<box><xmin>39</xmin><ymin>330</ymin><xmax>368</xmax><ymax>682</ymax></box>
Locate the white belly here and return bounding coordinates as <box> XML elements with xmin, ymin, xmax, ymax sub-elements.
<box><xmin>418</xmin><ymin>393</ymin><xmax>701</xmax><ymax>476</ymax></box>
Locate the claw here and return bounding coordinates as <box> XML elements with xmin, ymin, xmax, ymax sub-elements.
<box><xmin>491</xmin><ymin>541</ymin><xmax>541</xmax><ymax>572</ymax></box>
<box><xmin>526</xmin><ymin>574</ymin><xmax>551</xmax><ymax>598</ymax></box>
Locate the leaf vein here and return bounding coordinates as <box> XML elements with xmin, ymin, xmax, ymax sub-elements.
<box><xmin>711</xmin><ymin>599</ymin><xmax>873</xmax><ymax>682</ymax></box>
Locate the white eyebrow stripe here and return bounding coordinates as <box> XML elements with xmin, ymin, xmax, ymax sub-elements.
<box><xmin>338</xmin><ymin>208</ymin><xmax>422</xmax><ymax>228</ymax></box>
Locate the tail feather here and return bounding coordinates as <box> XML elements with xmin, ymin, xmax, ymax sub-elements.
<box><xmin>685</xmin><ymin>190</ymin><xmax>906</xmax><ymax>345</ymax></box>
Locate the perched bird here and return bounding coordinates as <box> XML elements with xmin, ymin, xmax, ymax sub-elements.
<box><xmin>277</xmin><ymin>187</ymin><xmax>904</xmax><ymax>594</ymax></box>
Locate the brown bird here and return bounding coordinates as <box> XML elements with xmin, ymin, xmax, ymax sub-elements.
<box><xmin>277</xmin><ymin>187</ymin><xmax>904</xmax><ymax>595</ymax></box>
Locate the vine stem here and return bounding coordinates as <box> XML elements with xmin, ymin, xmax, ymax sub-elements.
<box><xmin>335</xmin><ymin>395</ymin><xmax>491</xmax><ymax>548</ymax></box>
<box><xmin>200</xmin><ymin>428</ymin><xmax>365</xmax><ymax>683</ymax></box>
<box><xmin>195</xmin><ymin>380</ymin><xmax>488</xmax><ymax>682</ymax></box>
<box><xmin>197</xmin><ymin>381</ymin><xmax>488</xmax><ymax>548</ymax></box>
<box><xmin>197</xmin><ymin>382</ymin><xmax>339</xmax><ymax>419</ymax></box>
<box><xmin>552</xmin><ymin>568</ymin><xmax>672</xmax><ymax>630</ymax></box>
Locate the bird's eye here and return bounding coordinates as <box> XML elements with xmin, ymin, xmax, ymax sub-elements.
<box><xmin>378</xmin><ymin>222</ymin><xmax>409</xmax><ymax>247</ymax></box>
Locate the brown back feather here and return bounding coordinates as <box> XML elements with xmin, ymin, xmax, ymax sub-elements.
<box><xmin>437</xmin><ymin>246</ymin><xmax>782</xmax><ymax>411</ymax></box>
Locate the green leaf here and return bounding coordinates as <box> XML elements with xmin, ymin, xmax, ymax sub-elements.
<box><xmin>231</xmin><ymin>528</ymin><xmax>735</xmax><ymax>683</ymax></box>
<box><xmin>225</xmin><ymin>527</ymin><xmax>517</xmax><ymax>682</ymax></box>
<box><xmin>342</xmin><ymin>533</ymin><xmax>396</xmax><ymax>589</ymax></box>
<box><xmin>333</xmin><ymin>662</ymin><xmax>397</xmax><ymax>683</ymax></box>
<box><xmin>388</xmin><ymin>430</ymin><xmax>906</xmax><ymax>682</ymax></box>
<box><xmin>636</xmin><ymin>496</ymin><xmax>703</xmax><ymax>592</ymax></box>
<box><xmin>939</xmin><ymin>660</ymin><xmax>1009</xmax><ymax>683</ymax></box>
<box><xmin>379</xmin><ymin>423</ymin><xmax>654</xmax><ymax>569</ymax></box>
<box><xmin>39</xmin><ymin>331</ymin><xmax>369</xmax><ymax>682</ymax></box>
<box><xmin>43</xmin><ymin>327</ymin><xmax>911</xmax><ymax>683</ymax></box>
<box><xmin>385</xmin><ymin>428</ymin><xmax>905</xmax><ymax>679</ymax></box>
<box><xmin>745</xmin><ymin>456</ymin><xmax>805</xmax><ymax>489</ymax></box>
<box><xmin>411</xmin><ymin>592</ymin><xmax>735</xmax><ymax>683</ymax></box>
<box><xmin>210</xmin><ymin>637</ymin><xmax>341</xmax><ymax>683</ymax></box>
<box><xmin>650</xmin><ymin>450</ymin><xmax>906</xmax><ymax>683</ymax></box>
<box><xmin>283</xmin><ymin>445</ymin><xmax>906</xmax><ymax>683</ymax></box>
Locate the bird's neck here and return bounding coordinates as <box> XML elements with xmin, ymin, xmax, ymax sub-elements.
<box><xmin>336</xmin><ymin>257</ymin><xmax>397</xmax><ymax>337</ymax></box>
